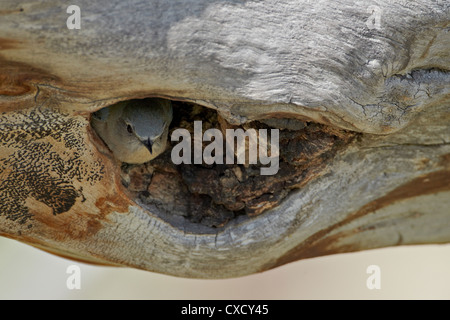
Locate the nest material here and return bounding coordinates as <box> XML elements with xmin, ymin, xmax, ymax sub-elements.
<box><xmin>121</xmin><ymin>101</ymin><xmax>356</xmax><ymax>228</ymax></box>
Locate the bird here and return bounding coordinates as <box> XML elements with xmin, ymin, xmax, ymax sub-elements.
<box><xmin>91</xmin><ymin>98</ymin><xmax>173</xmax><ymax>164</ymax></box>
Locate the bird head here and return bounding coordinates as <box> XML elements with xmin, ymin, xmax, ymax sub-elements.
<box><xmin>120</xmin><ymin>99</ymin><xmax>172</xmax><ymax>155</ymax></box>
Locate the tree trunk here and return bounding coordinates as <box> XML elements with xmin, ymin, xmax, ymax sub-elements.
<box><xmin>0</xmin><ymin>0</ymin><xmax>448</xmax><ymax>278</ymax></box>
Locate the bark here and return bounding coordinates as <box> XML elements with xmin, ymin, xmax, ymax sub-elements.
<box><xmin>0</xmin><ymin>0</ymin><xmax>448</xmax><ymax>278</ymax></box>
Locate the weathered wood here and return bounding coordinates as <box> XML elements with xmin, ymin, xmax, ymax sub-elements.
<box><xmin>0</xmin><ymin>0</ymin><xmax>449</xmax><ymax>278</ymax></box>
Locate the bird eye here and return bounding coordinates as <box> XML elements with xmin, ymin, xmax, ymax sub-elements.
<box><xmin>126</xmin><ymin>124</ymin><xmax>133</xmax><ymax>133</ymax></box>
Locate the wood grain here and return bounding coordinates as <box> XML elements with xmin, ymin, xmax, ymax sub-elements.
<box><xmin>0</xmin><ymin>0</ymin><xmax>448</xmax><ymax>278</ymax></box>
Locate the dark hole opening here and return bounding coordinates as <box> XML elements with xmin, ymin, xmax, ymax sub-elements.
<box><xmin>120</xmin><ymin>100</ymin><xmax>356</xmax><ymax>229</ymax></box>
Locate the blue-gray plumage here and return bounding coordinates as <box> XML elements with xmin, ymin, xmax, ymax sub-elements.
<box><xmin>91</xmin><ymin>98</ymin><xmax>172</xmax><ymax>164</ymax></box>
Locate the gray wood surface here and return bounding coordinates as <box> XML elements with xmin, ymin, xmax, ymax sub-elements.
<box><xmin>0</xmin><ymin>0</ymin><xmax>448</xmax><ymax>278</ymax></box>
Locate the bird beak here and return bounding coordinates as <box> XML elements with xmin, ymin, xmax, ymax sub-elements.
<box><xmin>142</xmin><ymin>138</ymin><xmax>153</xmax><ymax>154</ymax></box>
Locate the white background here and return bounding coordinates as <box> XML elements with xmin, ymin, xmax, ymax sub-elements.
<box><xmin>0</xmin><ymin>236</ymin><xmax>449</xmax><ymax>299</ymax></box>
